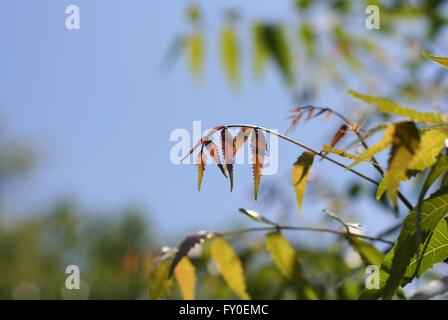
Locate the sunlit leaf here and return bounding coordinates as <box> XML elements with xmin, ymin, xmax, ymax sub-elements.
<box><xmin>210</xmin><ymin>237</ymin><xmax>250</xmax><ymax>300</ymax></box>
<box><xmin>422</xmin><ymin>51</ymin><xmax>448</xmax><ymax>68</ymax></box>
<box><xmin>174</xmin><ymin>257</ymin><xmax>196</xmax><ymax>300</ymax></box>
<box><xmin>197</xmin><ymin>148</ymin><xmax>206</xmax><ymax>191</ymax></box>
<box><xmin>221</xmin><ymin>128</ymin><xmax>235</xmax><ymax>191</ymax></box>
<box><xmin>376</xmin><ymin>121</ymin><xmax>420</xmax><ymax>206</ymax></box>
<box><xmin>346</xmin><ymin>236</ymin><xmax>383</xmax><ymax>266</ymax></box>
<box><xmin>330</xmin><ymin>124</ymin><xmax>348</xmax><ymax>147</ymax></box>
<box><xmin>299</xmin><ymin>23</ymin><xmax>315</xmax><ymax>57</ymax></box>
<box><xmin>251</xmin><ymin>129</ymin><xmax>267</xmax><ymax>200</ymax></box>
<box><xmin>424</xmin><ymin>155</ymin><xmax>448</xmax><ymax>191</ymax></box>
<box><xmin>408</xmin><ymin>127</ymin><xmax>448</xmax><ymax>172</ymax></box>
<box><xmin>322</xmin><ymin>144</ymin><xmax>360</xmax><ymax>161</ymax></box>
<box><xmin>233</xmin><ymin>127</ymin><xmax>253</xmax><ymax>155</ymax></box>
<box><xmin>265</xmin><ymin>231</ymin><xmax>296</xmax><ymax>279</ymax></box>
<box><xmin>187</xmin><ymin>32</ymin><xmax>204</xmax><ymax>80</ymax></box>
<box><xmin>204</xmin><ymin>140</ymin><xmax>227</xmax><ymax>178</ymax></box>
<box><xmin>291</xmin><ymin>152</ymin><xmax>314</xmax><ymax>213</ymax></box>
<box><xmin>349</xmin><ymin>123</ymin><xmax>396</xmax><ymax>167</ymax></box>
<box><xmin>362</xmin><ymin>189</ymin><xmax>448</xmax><ymax>299</ymax></box>
<box><xmin>220</xmin><ymin>26</ymin><xmax>240</xmax><ymax>88</ymax></box>
<box><xmin>348</xmin><ymin>90</ymin><xmax>446</xmax><ymax>124</ymax></box>
<box><xmin>149</xmin><ymin>256</ymin><xmax>173</xmax><ymax>300</ymax></box>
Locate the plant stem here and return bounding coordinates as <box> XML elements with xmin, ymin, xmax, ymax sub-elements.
<box><xmin>226</xmin><ymin>124</ymin><xmax>414</xmax><ymax>210</ymax></box>
<box><xmin>223</xmin><ymin>225</ymin><xmax>394</xmax><ymax>245</ymax></box>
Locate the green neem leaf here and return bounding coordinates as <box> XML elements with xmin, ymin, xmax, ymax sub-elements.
<box><xmin>348</xmin><ymin>90</ymin><xmax>447</xmax><ymax>124</ymax></box>
<box><xmin>265</xmin><ymin>231</ymin><xmax>296</xmax><ymax>279</ymax></box>
<box><xmin>220</xmin><ymin>26</ymin><xmax>240</xmax><ymax>88</ymax></box>
<box><xmin>291</xmin><ymin>152</ymin><xmax>314</xmax><ymax>214</ymax></box>
<box><xmin>422</xmin><ymin>51</ymin><xmax>448</xmax><ymax>68</ymax></box>
<box><xmin>362</xmin><ymin>189</ymin><xmax>448</xmax><ymax>299</ymax></box>
<box><xmin>376</xmin><ymin>121</ymin><xmax>420</xmax><ymax>207</ymax></box>
<box><xmin>210</xmin><ymin>237</ymin><xmax>250</xmax><ymax>300</ymax></box>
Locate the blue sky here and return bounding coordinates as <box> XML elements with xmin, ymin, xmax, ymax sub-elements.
<box><xmin>0</xmin><ymin>0</ymin><xmax>421</xmax><ymax>242</ymax></box>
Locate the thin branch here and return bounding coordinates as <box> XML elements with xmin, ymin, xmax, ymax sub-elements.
<box><xmin>294</xmin><ymin>107</ymin><xmax>413</xmax><ymax>212</ymax></box>
<box><xmin>225</xmin><ymin>124</ymin><xmax>413</xmax><ymax>211</ymax></box>
<box><xmin>222</xmin><ymin>224</ymin><xmax>394</xmax><ymax>245</ymax></box>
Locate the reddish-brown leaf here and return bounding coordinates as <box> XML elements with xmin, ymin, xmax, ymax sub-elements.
<box><xmin>250</xmin><ymin>128</ymin><xmax>267</xmax><ymax>200</ymax></box>
<box><xmin>180</xmin><ymin>125</ymin><xmax>224</xmax><ymax>162</ymax></box>
<box><xmin>221</xmin><ymin>128</ymin><xmax>235</xmax><ymax>191</ymax></box>
<box><xmin>204</xmin><ymin>139</ymin><xmax>227</xmax><ymax>178</ymax></box>
<box><xmin>330</xmin><ymin>124</ymin><xmax>348</xmax><ymax>147</ymax></box>
<box><xmin>233</xmin><ymin>127</ymin><xmax>252</xmax><ymax>155</ymax></box>
<box><xmin>324</xmin><ymin>109</ymin><xmax>333</xmax><ymax>121</ymax></box>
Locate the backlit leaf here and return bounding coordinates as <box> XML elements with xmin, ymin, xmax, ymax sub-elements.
<box><xmin>348</xmin><ymin>90</ymin><xmax>446</xmax><ymax>124</ymax></box>
<box><xmin>251</xmin><ymin>129</ymin><xmax>267</xmax><ymax>200</ymax></box>
<box><xmin>330</xmin><ymin>124</ymin><xmax>348</xmax><ymax>147</ymax></box>
<box><xmin>346</xmin><ymin>236</ymin><xmax>383</xmax><ymax>266</ymax></box>
<box><xmin>322</xmin><ymin>144</ymin><xmax>360</xmax><ymax>161</ymax></box>
<box><xmin>363</xmin><ymin>189</ymin><xmax>448</xmax><ymax>299</ymax></box>
<box><xmin>188</xmin><ymin>32</ymin><xmax>203</xmax><ymax>80</ymax></box>
<box><xmin>292</xmin><ymin>152</ymin><xmax>314</xmax><ymax>213</ymax></box>
<box><xmin>210</xmin><ymin>237</ymin><xmax>250</xmax><ymax>300</ymax></box>
<box><xmin>149</xmin><ymin>256</ymin><xmax>173</xmax><ymax>300</ymax></box>
<box><xmin>422</xmin><ymin>51</ymin><xmax>448</xmax><ymax>68</ymax></box>
<box><xmin>233</xmin><ymin>127</ymin><xmax>252</xmax><ymax>155</ymax></box>
<box><xmin>376</xmin><ymin>121</ymin><xmax>420</xmax><ymax>206</ymax></box>
<box><xmin>408</xmin><ymin>127</ymin><xmax>448</xmax><ymax>172</ymax></box>
<box><xmin>204</xmin><ymin>140</ymin><xmax>227</xmax><ymax>178</ymax></box>
<box><xmin>265</xmin><ymin>231</ymin><xmax>295</xmax><ymax>279</ymax></box>
<box><xmin>221</xmin><ymin>128</ymin><xmax>235</xmax><ymax>191</ymax></box>
<box><xmin>197</xmin><ymin>148</ymin><xmax>206</xmax><ymax>192</ymax></box>
<box><xmin>220</xmin><ymin>26</ymin><xmax>239</xmax><ymax>88</ymax></box>
<box><xmin>349</xmin><ymin>123</ymin><xmax>396</xmax><ymax>167</ymax></box>
<box><xmin>174</xmin><ymin>257</ymin><xmax>196</xmax><ymax>300</ymax></box>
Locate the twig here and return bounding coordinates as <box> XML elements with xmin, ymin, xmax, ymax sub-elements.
<box><xmin>222</xmin><ymin>225</ymin><xmax>394</xmax><ymax>245</ymax></box>
<box><xmin>224</xmin><ymin>124</ymin><xmax>413</xmax><ymax>211</ymax></box>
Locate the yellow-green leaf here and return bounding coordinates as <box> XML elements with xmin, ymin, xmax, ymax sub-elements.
<box><xmin>265</xmin><ymin>231</ymin><xmax>296</xmax><ymax>279</ymax></box>
<box><xmin>322</xmin><ymin>144</ymin><xmax>360</xmax><ymax>161</ymax></box>
<box><xmin>210</xmin><ymin>237</ymin><xmax>250</xmax><ymax>300</ymax></box>
<box><xmin>174</xmin><ymin>257</ymin><xmax>196</xmax><ymax>300</ymax></box>
<box><xmin>361</xmin><ymin>190</ymin><xmax>448</xmax><ymax>299</ymax></box>
<box><xmin>220</xmin><ymin>26</ymin><xmax>239</xmax><ymax>88</ymax></box>
<box><xmin>292</xmin><ymin>152</ymin><xmax>314</xmax><ymax>213</ymax></box>
<box><xmin>348</xmin><ymin>90</ymin><xmax>446</xmax><ymax>124</ymax></box>
<box><xmin>349</xmin><ymin>124</ymin><xmax>396</xmax><ymax>167</ymax></box>
<box><xmin>376</xmin><ymin>121</ymin><xmax>420</xmax><ymax>206</ymax></box>
<box><xmin>408</xmin><ymin>127</ymin><xmax>448</xmax><ymax>171</ymax></box>
<box><xmin>188</xmin><ymin>32</ymin><xmax>203</xmax><ymax>80</ymax></box>
<box><xmin>197</xmin><ymin>149</ymin><xmax>206</xmax><ymax>191</ymax></box>
<box><xmin>422</xmin><ymin>51</ymin><xmax>448</xmax><ymax>68</ymax></box>
<box><xmin>346</xmin><ymin>236</ymin><xmax>383</xmax><ymax>266</ymax></box>
<box><xmin>149</xmin><ymin>257</ymin><xmax>173</xmax><ymax>300</ymax></box>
